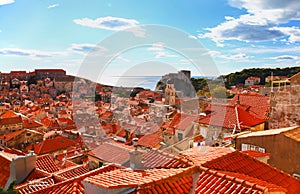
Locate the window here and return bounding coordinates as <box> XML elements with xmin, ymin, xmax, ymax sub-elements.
<box><xmin>200</xmin><ymin>127</ymin><xmax>207</xmax><ymax>138</ymax></box>
<box><xmin>177</xmin><ymin>132</ymin><xmax>183</xmax><ymax>141</ymax></box>
<box><xmin>241</xmin><ymin>143</ymin><xmax>265</xmax><ymax>153</ymax></box>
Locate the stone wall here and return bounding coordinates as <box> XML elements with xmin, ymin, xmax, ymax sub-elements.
<box><xmin>269</xmin><ymin>85</ymin><xmax>300</xmax><ymax>129</ymax></box>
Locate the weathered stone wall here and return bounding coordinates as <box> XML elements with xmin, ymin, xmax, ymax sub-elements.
<box><xmin>269</xmin><ymin>85</ymin><xmax>300</xmax><ymax>129</ymax></box>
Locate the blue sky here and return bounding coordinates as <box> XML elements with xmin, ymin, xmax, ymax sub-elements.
<box><xmin>1</xmin><ymin>0</ymin><xmax>300</xmax><ymax>85</ymax></box>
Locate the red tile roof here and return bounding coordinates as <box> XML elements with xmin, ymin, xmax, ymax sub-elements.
<box><xmin>32</xmin><ymin>179</ymin><xmax>84</xmax><ymax>194</ymax></box>
<box><xmin>174</xmin><ymin>114</ymin><xmax>198</xmax><ymax>131</ymax></box>
<box><xmin>289</xmin><ymin>71</ymin><xmax>300</xmax><ymax>80</ymax></box>
<box><xmin>36</xmin><ymin>154</ymin><xmax>60</xmax><ymax>173</ymax></box>
<box><xmin>241</xmin><ymin>150</ymin><xmax>271</xmax><ymax>158</ymax></box>
<box><xmin>141</xmin><ymin>149</ymin><xmax>192</xmax><ymax>169</ymax></box>
<box><xmin>35</xmin><ymin>69</ymin><xmax>66</xmax><ymax>73</ymax></box>
<box><xmin>89</xmin><ymin>142</ymin><xmax>131</xmax><ymax>165</ymax></box>
<box><xmin>55</xmin><ymin>147</ymin><xmax>82</xmax><ymax>162</ymax></box>
<box><xmin>83</xmin><ymin>166</ymin><xmax>197</xmax><ymax>193</ymax></box>
<box><xmin>16</xmin><ymin>175</ymin><xmax>64</xmax><ymax>194</ymax></box>
<box><xmin>137</xmin><ymin>90</ymin><xmax>161</xmax><ymax>98</ymax></box>
<box><xmin>0</xmin><ymin>116</ymin><xmax>22</xmax><ymax>125</ymax></box>
<box><xmin>138</xmin><ymin>131</ymin><xmax>162</xmax><ymax>148</ymax></box>
<box><xmin>57</xmin><ymin>160</ymin><xmax>78</xmax><ymax>170</ymax></box>
<box><xmin>23</xmin><ymin>119</ymin><xmax>44</xmax><ymax>129</ymax></box>
<box><xmin>220</xmin><ymin>170</ymin><xmax>288</xmax><ymax>193</ymax></box>
<box><xmin>22</xmin><ymin>168</ymin><xmax>50</xmax><ymax>183</ymax></box>
<box><xmin>40</xmin><ymin>117</ymin><xmax>60</xmax><ymax>128</ymax></box>
<box><xmin>57</xmin><ymin>117</ymin><xmax>74</xmax><ymax>124</ymax></box>
<box><xmin>33</xmin><ymin>135</ymin><xmax>77</xmax><ymax>155</ymax></box>
<box><xmin>1</xmin><ymin>110</ymin><xmax>19</xmax><ymax>118</ymax></box>
<box><xmin>99</xmin><ymin>111</ymin><xmax>113</xmax><ymax>120</ymax></box>
<box><xmin>3</xmin><ymin>148</ymin><xmax>25</xmax><ymax>155</ymax></box>
<box><xmin>202</xmin><ymin>151</ymin><xmax>300</xmax><ymax>194</ymax></box>
<box><xmin>196</xmin><ymin>168</ymin><xmax>287</xmax><ymax>194</ymax></box>
<box><xmin>23</xmin><ymin>164</ymin><xmax>122</xmax><ymax>194</ymax></box>
<box><xmin>283</xmin><ymin>127</ymin><xmax>300</xmax><ymax>142</ymax></box>
<box><xmin>180</xmin><ymin>146</ymin><xmax>235</xmax><ymax>166</ymax></box>
<box><xmin>0</xmin><ymin>130</ymin><xmax>25</xmax><ymax>141</ymax></box>
<box><xmin>229</xmin><ymin>94</ymin><xmax>270</xmax><ymax>120</ymax></box>
<box><xmin>199</xmin><ymin>104</ymin><xmax>264</xmax><ymax>130</ymax></box>
<box><xmin>0</xmin><ymin>152</ymin><xmax>12</xmax><ymax>187</ymax></box>
<box><xmin>55</xmin><ymin>165</ymin><xmax>89</xmax><ymax>180</ymax></box>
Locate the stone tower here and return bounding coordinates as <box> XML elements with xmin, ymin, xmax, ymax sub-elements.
<box><xmin>164</xmin><ymin>79</ymin><xmax>176</xmax><ymax>106</ymax></box>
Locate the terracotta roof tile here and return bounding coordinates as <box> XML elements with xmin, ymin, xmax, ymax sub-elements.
<box><xmin>202</xmin><ymin>151</ymin><xmax>300</xmax><ymax>194</ymax></box>
<box><xmin>84</xmin><ymin>166</ymin><xmax>197</xmax><ymax>192</ymax></box>
<box><xmin>241</xmin><ymin>150</ymin><xmax>271</xmax><ymax>158</ymax></box>
<box><xmin>16</xmin><ymin>175</ymin><xmax>64</xmax><ymax>194</ymax></box>
<box><xmin>0</xmin><ymin>152</ymin><xmax>12</xmax><ymax>187</ymax></box>
<box><xmin>1</xmin><ymin>110</ymin><xmax>19</xmax><ymax>118</ymax></box>
<box><xmin>283</xmin><ymin>127</ymin><xmax>300</xmax><ymax>142</ymax></box>
<box><xmin>55</xmin><ymin>165</ymin><xmax>89</xmax><ymax>180</ymax></box>
<box><xmin>179</xmin><ymin>146</ymin><xmax>235</xmax><ymax>166</ymax></box>
<box><xmin>28</xmin><ymin>164</ymin><xmax>122</xmax><ymax>194</ymax></box>
<box><xmin>56</xmin><ymin>159</ymin><xmax>78</xmax><ymax>170</ymax></box>
<box><xmin>140</xmin><ymin>150</ymin><xmax>192</xmax><ymax>169</ymax></box>
<box><xmin>22</xmin><ymin>168</ymin><xmax>50</xmax><ymax>183</ymax></box>
<box><xmin>36</xmin><ymin>154</ymin><xmax>60</xmax><ymax>173</ymax></box>
<box><xmin>32</xmin><ymin>179</ymin><xmax>84</xmax><ymax>194</ymax></box>
<box><xmin>0</xmin><ymin>116</ymin><xmax>22</xmax><ymax>125</ymax></box>
<box><xmin>138</xmin><ymin>131</ymin><xmax>162</xmax><ymax>148</ymax></box>
<box><xmin>89</xmin><ymin>142</ymin><xmax>131</xmax><ymax>165</ymax></box>
<box><xmin>199</xmin><ymin>104</ymin><xmax>264</xmax><ymax>130</ymax></box>
<box><xmin>219</xmin><ymin>170</ymin><xmax>288</xmax><ymax>193</ymax></box>
<box><xmin>3</xmin><ymin>148</ymin><xmax>25</xmax><ymax>155</ymax></box>
<box><xmin>0</xmin><ymin>130</ymin><xmax>25</xmax><ymax>141</ymax></box>
<box><xmin>40</xmin><ymin>117</ymin><xmax>60</xmax><ymax>128</ymax></box>
<box><xmin>33</xmin><ymin>135</ymin><xmax>77</xmax><ymax>155</ymax></box>
<box><xmin>229</xmin><ymin>94</ymin><xmax>270</xmax><ymax>120</ymax></box>
<box><xmin>23</xmin><ymin>119</ymin><xmax>44</xmax><ymax>129</ymax></box>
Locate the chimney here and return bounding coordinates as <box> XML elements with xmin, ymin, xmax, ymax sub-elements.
<box><xmin>235</xmin><ymin>95</ymin><xmax>240</xmax><ymax>106</ymax></box>
<box><xmin>5</xmin><ymin>152</ymin><xmax>36</xmax><ymax>189</ymax></box>
<box><xmin>129</xmin><ymin>138</ymin><xmax>143</xmax><ymax>170</ymax></box>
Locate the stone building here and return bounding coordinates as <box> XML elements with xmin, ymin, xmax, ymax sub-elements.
<box><xmin>269</xmin><ymin>72</ymin><xmax>300</xmax><ymax>129</ymax></box>
<box><xmin>236</xmin><ymin>126</ymin><xmax>300</xmax><ymax>175</ymax></box>
<box><xmin>164</xmin><ymin>80</ymin><xmax>176</xmax><ymax>106</ymax></box>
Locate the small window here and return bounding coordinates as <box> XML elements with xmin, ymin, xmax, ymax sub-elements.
<box><xmin>177</xmin><ymin>133</ymin><xmax>183</xmax><ymax>141</ymax></box>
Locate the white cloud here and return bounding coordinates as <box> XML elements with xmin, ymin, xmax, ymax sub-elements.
<box><xmin>146</xmin><ymin>42</ymin><xmax>175</xmax><ymax>58</ymax></box>
<box><xmin>224</xmin><ymin>16</ymin><xmax>235</xmax><ymax>21</ymax></box>
<box><xmin>234</xmin><ymin>45</ymin><xmax>300</xmax><ymax>54</ymax></box>
<box><xmin>200</xmin><ymin>0</ymin><xmax>300</xmax><ymax>45</ymax></box>
<box><xmin>0</xmin><ymin>48</ymin><xmax>66</xmax><ymax>58</ymax></box>
<box><xmin>203</xmin><ymin>50</ymin><xmax>252</xmax><ymax>62</ymax></box>
<box><xmin>124</xmin><ymin>26</ymin><xmax>146</xmax><ymax>37</ymax></box>
<box><xmin>48</xmin><ymin>4</ymin><xmax>59</xmax><ymax>9</ymax></box>
<box><xmin>0</xmin><ymin>0</ymin><xmax>14</xmax><ymax>6</ymax></box>
<box><xmin>270</xmin><ymin>55</ymin><xmax>299</xmax><ymax>60</ymax></box>
<box><xmin>73</xmin><ymin>16</ymin><xmax>139</xmax><ymax>31</ymax></box>
<box><xmin>271</xmin><ymin>26</ymin><xmax>300</xmax><ymax>43</ymax></box>
<box><xmin>147</xmin><ymin>42</ymin><xmax>165</xmax><ymax>51</ymax></box>
<box><xmin>154</xmin><ymin>51</ymin><xmax>175</xmax><ymax>58</ymax></box>
<box><xmin>188</xmin><ymin>35</ymin><xmax>197</xmax><ymax>40</ymax></box>
<box><xmin>68</xmin><ymin>43</ymin><xmax>107</xmax><ymax>54</ymax></box>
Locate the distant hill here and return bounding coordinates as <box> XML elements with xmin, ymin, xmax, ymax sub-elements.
<box><xmin>223</xmin><ymin>66</ymin><xmax>300</xmax><ymax>87</ymax></box>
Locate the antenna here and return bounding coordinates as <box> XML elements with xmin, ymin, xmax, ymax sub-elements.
<box><xmin>271</xmin><ymin>72</ymin><xmax>274</xmax><ymax>93</ymax></box>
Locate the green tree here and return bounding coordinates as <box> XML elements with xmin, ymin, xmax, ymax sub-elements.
<box><xmin>27</xmin><ymin>76</ymin><xmax>36</xmax><ymax>85</ymax></box>
<box><xmin>211</xmin><ymin>86</ymin><xmax>227</xmax><ymax>99</ymax></box>
<box><xmin>0</xmin><ymin>180</ymin><xmax>18</xmax><ymax>194</ymax></box>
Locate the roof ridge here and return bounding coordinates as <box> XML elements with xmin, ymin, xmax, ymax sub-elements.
<box><xmin>203</xmin><ymin>150</ymin><xmax>300</xmax><ymax>187</ymax></box>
